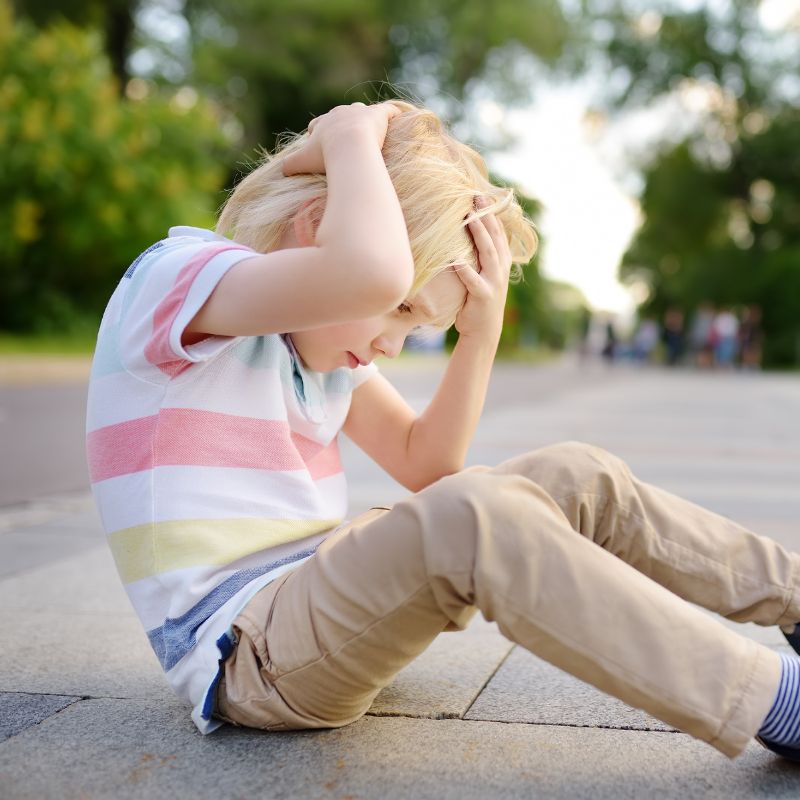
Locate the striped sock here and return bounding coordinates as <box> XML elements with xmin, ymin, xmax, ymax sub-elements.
<box><xmin>758</xmin><ymin>652</ymin><xmax>800</xmax><ymax>746</ymax></box>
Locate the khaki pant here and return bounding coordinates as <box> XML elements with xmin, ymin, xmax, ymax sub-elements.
<box><xmin>215</xmin><ymin>441</ymin><xmax>800</xmax><ymax>759</ymax></box>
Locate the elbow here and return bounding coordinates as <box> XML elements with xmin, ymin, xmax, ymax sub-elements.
<box><xmin>406</xmin><ymin>462</ymin><xmax>463</xmax><ymax>494</ymax></box>
<box><xmin>340</xmin><ymin>250</ymin><xmax>414</xmax><ymax>311</ymax></box>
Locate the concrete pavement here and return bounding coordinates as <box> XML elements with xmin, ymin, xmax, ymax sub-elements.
<box><xmin>2</xmin><ymin>355</ymin><xmax>800</xmax><ymax>798</ymax></box>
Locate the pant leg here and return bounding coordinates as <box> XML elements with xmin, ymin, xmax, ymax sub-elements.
<box><xmin>217</xmin><ymin>442</ymin><xmax>795</xmax><ymax>759</ymax></box>
<box><xmin>490</xmin><ymin>441</ymin><xmax>800</xmax><ymax>627</ymax></box>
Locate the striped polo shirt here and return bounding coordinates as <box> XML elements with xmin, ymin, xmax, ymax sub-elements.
<box><xmin>85</xmin><ymin>226</ymin><xmax>377</xmax><ymax>732</ymax></box>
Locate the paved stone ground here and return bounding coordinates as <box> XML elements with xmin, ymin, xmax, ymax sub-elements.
<box><xmin>2</xmin><ymin>355</ymin><xmax>800</xmax><ymax>798</ymax></box>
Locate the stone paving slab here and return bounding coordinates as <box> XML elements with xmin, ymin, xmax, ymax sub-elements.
<box><xmin>466</xmin><ymin>646</ymin><xmax>677</xmax><ymax>731</ymax></box>
<box><xmin>0</xmin><ymin>543</ymin><xmax>135</xmax><ymax>615</ymax></box>
<box><xmin>0</xmin><ymin>610</ymin><xmax>510</xmax><ymax>720</ymax></box>
<box><xmin>368</xmin><ymin>620</ymin><xmax>513</xmax><ymax>719</ymax></box>
<box><xmin>0</xmin><ymin>609</ymin><xmax>173</xmax><ymax>701</ymax></box>
<box><xmin>1</xmin><ymin>699</ymin><xmax>799</xmax><ymax>800</ymax></box>
<box><xmin>0</xmin><ymin>693</ymin><xmax>81</xmax><ymax>742</ymax></box>
<box><xmin>0</xmin><ymin>538</ymin><xmax>511</xmax><ymax>719</ymax></box>
<box><xmin>3</xmin><ymin>362</ymin><xmax>800</xmax><ymax>797</ymax></box>
<box><xmin>0</xmin><ymin>506</ymin><xmax>104</xmax><ymax>579</ymax></box>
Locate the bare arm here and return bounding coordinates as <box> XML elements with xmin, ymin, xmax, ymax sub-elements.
<box><xmin>344</xmin><ymin>201</ymin><xmax>512</xmax><ymax>491</ymax></box>
<box><xmin>186</xmin><ymin>103</ymin><xmax>414</xmax><ymax>337</ymax></box>
<box><xmin>343</xmin><ymin>333</ymin><xmax>497</xmax><ymax>492</ymax></box>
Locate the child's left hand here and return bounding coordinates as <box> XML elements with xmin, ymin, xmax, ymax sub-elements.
<box><xmin>453</xmin><ymin>199</ymin><xmax>512</xmax><ymax>341</ymax></box>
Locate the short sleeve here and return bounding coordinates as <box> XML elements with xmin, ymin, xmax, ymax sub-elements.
<box><xmin>351</xmin><ymin>360</ymin><xmax>379</xmax><ymax>389</ymax></box>
<box><xmin>118</xmin><ymin>236</ymin><xmax>259</xmax><ymax>381</ymax></box>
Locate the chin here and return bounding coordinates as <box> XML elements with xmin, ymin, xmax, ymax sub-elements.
<box><xmin>306</xmin><ymin>354</ymin><xmax>341</xmax><ymax>373</ymax></box>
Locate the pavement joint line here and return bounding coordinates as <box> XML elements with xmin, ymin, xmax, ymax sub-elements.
<box><xmin>0</xmin><ymin>690</ymin><xmax>690</xmax><ymax>733</ymax></box>
<box><xmin>0</xmin><ymin>690</ymin><xmax>90</xmax><ymax>699</ymax></box>
<box><xmin>3</xmin><ymin>695</ymin><xmax>688</xmax><ymax>734</ymax></box>
<box><xmin>461</xmin><ymin>642</ymin><xmax>519</xmax><ymax>720</ymax></box>
<box><xmin>0</xmin><ymin>694</ymin><xmax>85</xmax><ymax>744</ymax></box>
<box><xmin>453</xmin><ymin>716</ymin><xmax>685</xmax><ymax>734</ymax></box>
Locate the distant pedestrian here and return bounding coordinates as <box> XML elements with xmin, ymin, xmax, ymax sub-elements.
<box><xmin>632</xmin><ymin>317</ymin><xmax>659</xmax><ymax>365</ymax></box>
<box><xmin>688</xmin><ymin>303</ymin><xmax>715</xmax><ymax>369</ymax></box>
<box><xmin>662</xmin><ymin>307</ymin><xmax>685</xmax><ymax>366</ymax></box>
<box><xmin>713</xmin><ymin>307</ymin><xmax>739</xmax><ymax>369</ymax></box>
<box><xmin>577</xmin><ymin>306</ymin><xmax>592</xmax><ymax>362</ymax></box>
<box><xmin>601</xmin><ymin>319</ymin><xmax>617</xmax><ymax>364</ymax></box>
<box><xmin>738</xmin><ymin>305</ymin><xmax>764</xmax><ymax>371</ymax></box>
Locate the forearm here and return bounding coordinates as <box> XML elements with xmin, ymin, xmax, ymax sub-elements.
<box><xmin>317</xmin><ymin>132</ymin><xmax>413</xmax><ymax>300</ymax></box>
<box><xmin>406</xmin><ymin>332</ymin><xmax>499</xmax><ymax>486</ymax></box>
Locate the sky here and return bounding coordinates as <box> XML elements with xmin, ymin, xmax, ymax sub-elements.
<box><xmin>472</xmin><ymin>0</ymin><xmax>800</xmax><ymax>322</ymax></box>
<box><xmin>484</xmin><ymin>88</ymin><xmax>646</xmax><ymax>319</ymax></box>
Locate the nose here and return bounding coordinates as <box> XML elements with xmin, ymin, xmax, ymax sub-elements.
<box><xmin>373</xmin><ymin>331</ymin><xmax>406</xmax><ymax>359</ymax></box>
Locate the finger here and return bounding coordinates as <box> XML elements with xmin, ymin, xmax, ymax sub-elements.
<box><xmin>282</xmin><ymin>149</ymin><xmax>319</xmax><ymax>176</ymax></box>
<box><xmin>467</xmin><ymin>216</ymin><xmax>497</xmax><ymax>262</ymax></box>
<box><xmin>453</xmin><ymin>264</ymin><xmax>489</xmax><ymax>296</ymax></box>
<box><xmin>477</xmin><ymin>212</ymin><xmax>512</xmax><ymax>267</ymax></box>
<box><xmin>382</xmin><ymin>101</ymin><xmax>403</xmax><ymax>119</ymax></box>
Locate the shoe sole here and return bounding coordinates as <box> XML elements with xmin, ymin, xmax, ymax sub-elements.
<box><xmin>784</xmin><ymin>626</ymin><xmax>800</xmax><ymax>657</ymax></box>
<box><xmin>755</xmin><ymin>735</ymin><xmax>800</xmax><ymax>763</ymax></box>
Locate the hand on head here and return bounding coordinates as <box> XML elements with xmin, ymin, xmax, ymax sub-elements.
<box><xmin>453</xmin><ymin>196</ymin><xmax>513</xmax><ymax>340</ymax></box>
<box><xmin>282</xmin><ymin>101</ymin><xmax>403</xmax><ymax>177</ymax></box>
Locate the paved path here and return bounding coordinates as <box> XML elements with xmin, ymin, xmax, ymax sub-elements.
<box><xmin>2</xmin><ymin>355</ymin><xmax>800</xmax><ymax>798</ymax></box>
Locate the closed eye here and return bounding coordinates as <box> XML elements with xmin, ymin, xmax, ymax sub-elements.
<box><xmin>397</xmin><ymin>302</ymin><xmax>413</xmax><ymax>314</ymax></box>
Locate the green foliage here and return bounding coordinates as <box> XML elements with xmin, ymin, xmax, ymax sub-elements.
<box><xmin>3</xmin><ymin>0</ymin><xmax>564</xmax><ymax>351</ymax></box>
<box><xmin>0</xmin><ymin>1</ymin><xmax>230</xmax><ymax>332</ymax></box>
<box><xmin>498</xmin><ymin>189</ymin><xmax>556</xmax><ymax>351</ymax></box>
<box><xmin>620</xmin><ymin>109</ymin><xmax>800</xmax><ymax>366</ymax></box>
<box><xmin>590</xmin><ymin>1</ymin><xmax>800</xmax><ymax>366</ymax></box>
<box><xmin>182</xmin><ymin>0</ymin><xmax>569</xmax><ymax>157</ymax></box>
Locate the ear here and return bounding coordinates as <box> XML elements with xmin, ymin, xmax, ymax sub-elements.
<box><xmin>293</xmin><ymin>198</ymin><xmax>321</xmax><ymax>246</ymax></box>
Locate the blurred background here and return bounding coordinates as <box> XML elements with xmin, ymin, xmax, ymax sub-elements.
<box><xmin>2</xmin><ymin>0</ymin><xmax>799</xmax><ymax>367</ymax></box>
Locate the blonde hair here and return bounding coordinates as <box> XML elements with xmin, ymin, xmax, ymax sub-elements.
<box><xmin>216</xmin><ymin>99</ymin><xmax>538</xmax><ymax>304</ymax></box>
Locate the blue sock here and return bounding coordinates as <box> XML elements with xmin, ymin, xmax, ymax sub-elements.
<box><xmin>758</xmin><ymin>652</ymin><xmax>800</xmax><ymax>746</ymax></box>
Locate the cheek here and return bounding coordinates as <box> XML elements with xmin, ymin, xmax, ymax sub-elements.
<box><xmin>329</xmin><ymin>320</ymin><xmax>379</xmax><ymax>344</ymax></box>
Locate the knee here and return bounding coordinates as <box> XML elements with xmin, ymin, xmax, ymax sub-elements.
<box><xmin>500</xmin><ymin>440</ymin><xmax>630</xmax><ymax>497</ymax></box>
<box><xmin>414</xmin><ymin>469</ymin><xmax>559</xmax><ymax>548</ymax></box>
<box><xmin>413</xmin><ymin>470</ymin><xmax>517</xmax><ymax>549</ymax></box>
<box><xmin>422</xmin><ymin>469</ymin><xmax>504</xmax><ymax>521</ymax></box>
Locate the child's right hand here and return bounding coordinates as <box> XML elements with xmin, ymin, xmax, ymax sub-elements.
<box><xmin>282</xmin><ymin>101</ymin><xmax>402</xmax><ymax>176</ymax></box>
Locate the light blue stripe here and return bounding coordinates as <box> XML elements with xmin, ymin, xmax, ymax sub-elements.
<box><xmin>774</xmin><ymin>657</ymin><xmax>800</xmax><ymax>740</ymax></box>
<box><xmin>90</xmin><ymin>322</ymin><xmax>125</xmax><ymax>379</ymax></box>
<box><xmin>760</xmin><ymin>653</ymin><xmax>800</xmax><ymax>743</ymax></box>
<box><xmin>146</xmin><ymin>546</ymin><xmax>318</xmax><ymax>672</ymax></box>
<box><xmin>231</xmin><ymin>335</ymin><xmax>284</xmax><ymax>370</ymax></box>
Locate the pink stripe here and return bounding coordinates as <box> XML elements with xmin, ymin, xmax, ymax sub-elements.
<box><xmin>291</xmin><ymin>433</ymin><xmax>342</xmax><ymax>480</ymax></box>
<box><xmin>144</xmin><ymin>244</ymin><xmax>252</xmax><ymax>377</ymax></box>
<box><xmin>86</xmin><ymin>409</ymin><xmax>342</xmax><ymax>482</ymax></box>
<box><xmin>87</xmin><ymin>415</ymin><xmax>159</xmax><ymax>482</ymax></box>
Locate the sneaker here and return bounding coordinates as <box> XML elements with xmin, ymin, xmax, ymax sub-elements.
<box><xmin>755</xmin><ymin>735</ymin><xmax>800</xmax><ymax>762</ymax></box>
<box><xmin>782</xmin><ymin>623</ymin><xmax>800</xmax><ymax>657</ymax></box>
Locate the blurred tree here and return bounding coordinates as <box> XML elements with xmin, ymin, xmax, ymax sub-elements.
<box><xmin>5</xmin><ymin>0</ymin><xmax>573</xmax><ymax>350</ymax></box>
<box><xmin>580</xmin><ymin>0</ymin><xmax>800</xmax><ymax>366</ymax></box>
<box><xmin>180</xmin><ymin>0</ymin><xmax>569</xmax><ymax>156</ymax></box>
<box><xmin>12</xmin><ymin>0</ymin><xmax>139</xmax><ymax>85</ymax></box>
<box><xmin>0</xmin><ymin>1</ymin><xmax>230</xmax><ymax>332</ymax></box>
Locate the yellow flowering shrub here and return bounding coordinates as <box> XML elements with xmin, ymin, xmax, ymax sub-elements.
<box><xmin>0</xmin><ymin>1</ymin><xmax>231</xmax><ymax>332</ymax></box>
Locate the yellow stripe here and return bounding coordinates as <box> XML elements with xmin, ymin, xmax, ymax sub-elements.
<box><xmin>108</xmin><ymin>517</ymin><xmax>340</xmax><ymax>583</ymax></box>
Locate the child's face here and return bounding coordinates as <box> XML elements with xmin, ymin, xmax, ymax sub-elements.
<box><xmin>288</xmin><ymin>267</ymin><xmax>467</xmax><ymax>372</ymax></box>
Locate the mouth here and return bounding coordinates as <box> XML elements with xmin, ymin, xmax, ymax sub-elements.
<box><xmin>347</xmin><ymin>352</ymin><xmax>368</xmax><ymax>368</ymax></box>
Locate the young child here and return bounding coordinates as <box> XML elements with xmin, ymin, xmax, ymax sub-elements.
<box><xmin>86</xmin><ymin>99</ymin><xmax>800</xmax><ymax>763</ymax></box>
